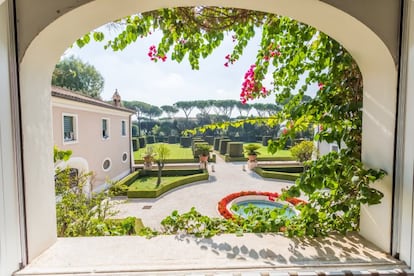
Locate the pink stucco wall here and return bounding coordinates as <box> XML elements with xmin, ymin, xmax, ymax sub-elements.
<box><xmin>52</xmin><ymin>97</ymin><xmax>132</xmax><ymax>190</ymax></box>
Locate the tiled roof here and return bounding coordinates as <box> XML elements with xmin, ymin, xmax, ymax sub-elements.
<box><xmin>51</xmin><ymin>86</ymin><xmax>135</xmax><ymax>114</ymax></box>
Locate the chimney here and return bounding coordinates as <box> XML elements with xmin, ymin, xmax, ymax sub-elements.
<box><xmin>112</xmin><ymin>89</ymin><xmax>121</xmax><ymax>107</ymax></box>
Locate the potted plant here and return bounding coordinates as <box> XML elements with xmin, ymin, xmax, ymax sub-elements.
<box><xmin>142</xmin><ymin>146</ymin><xmax>156</xmax><ymax>170</ymax></box>
<box><xmin>195</xmin><ymin>144</ymin><xmax>212</xmax><ymax>163</ymax></box>
<box><xmin>244</xmin><ymin>143</ymin><xmax>261</xmax><ymax>162</ymax></box>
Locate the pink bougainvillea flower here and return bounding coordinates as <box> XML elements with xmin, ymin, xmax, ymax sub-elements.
<box><xmin>318</xmin><ymin>82</ymin><xmax>325</xmax><ymax>89</ymax></box>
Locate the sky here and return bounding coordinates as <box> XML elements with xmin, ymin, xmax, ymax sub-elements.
<box><xmin>63</xmin><ymin>28</ymin><xmax>280</xmax><ymax>108</ymax></box>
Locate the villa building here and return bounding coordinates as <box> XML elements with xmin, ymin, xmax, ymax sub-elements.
<box><xmin>52</xmin><ymin>86</ymin><xmax>134</xmax><ymax>193</ymax></box>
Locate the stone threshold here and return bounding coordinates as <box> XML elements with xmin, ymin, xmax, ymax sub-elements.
<box><xmin>16</xmin><ymin>233</ymin><xmax>409</xmax><ymax>275</ymax></box>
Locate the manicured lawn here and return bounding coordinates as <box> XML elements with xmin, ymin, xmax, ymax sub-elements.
<box><xmin>129</xmin><ymin>176</ymin><xmax>184</xmax><ymax>190</ymax></box>
<box><xmin>245</xmin><ymin>143</ymin><xmax>292</xmax><ymax>158</ymax></box>
<box><xmin>127</xmin><ymin>170</ymin><xmax>209</xmax><ymax>198</ymax></box>
<box><xmin>133</xmin><ymin>142</ymin><xmax>292</xmax><ymax>163</ymax></box>
<box><xmin>134</xmin><ymin>143</ymin><xmax>194</xmax><ymax>160</ymax></box>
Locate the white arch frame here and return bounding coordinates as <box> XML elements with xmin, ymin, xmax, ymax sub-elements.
<box><xmin>54</xmin><ymin>157</ymin><xmax>91</xmax><ymax>195</ymax></box>
<box><xmin>19</xmin><ymin>0</ymin><xmax>396</xmax><ymax>261</ymax></box>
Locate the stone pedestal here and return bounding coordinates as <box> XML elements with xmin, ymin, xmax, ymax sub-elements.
<box><xmin>247</xmin><ymin>160</ymin><xmax>257</xmax><ymax>170</ymax></box>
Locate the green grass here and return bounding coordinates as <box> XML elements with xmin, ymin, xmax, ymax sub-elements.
<box><xmin>134</xmin><ymin>143</ymin><xmax>194</xmax><ymax>160</ymax></box>
<box><xmin>244</xmin><ymin>143</ymin><xmax>292</xmax><ymax>158</ymax></box>
<box><xmin>127</xmin><ymin>172</ymin><xmax>209</xmax><ymax>198</ymax></box>
<box><xmin>129</xmin><ymin>176</ymin><xmax>184</xmax><ymax>190</ymax></box>
<box><xmin>133</xmin><ymin>142</ymin><xmax>292</xmax><ymax>163</ymax></box>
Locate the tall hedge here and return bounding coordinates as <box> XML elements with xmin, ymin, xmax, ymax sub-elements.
<box><xmin>219</xmin><ymin>139</ymin><xmax>232</xmax><ymax>155</ymax></box>
<box><xmin>132</xmin><ymin>138</ymin><xmax>138</xmax><ymax>151</ymax></box>
<box><xmin>146</xmin><ymin>135</ymin><xmax>155</xmax><ymax>144</ymax></box>
<box><xmin>168</xmin><ymin>136</ymin><xmax>177</xmax><ymax>144</ymax></box>
<box><xmin>131</xmin><ymin>125</ymin><xmax>139</xmax><ymax>137</ymax></box>
<box><xmin>138</xmin><ymin>137</ymin><xmax>146</xmax><ymax>148</ymax></box>
<box><xmin>180</xmin><ymin>137</ymin><xmax>191</xmax><ymax>148</ymax></box>
<box><xmin>262</xmin><ymin>136</ymin><xmax>272</xmax><ymax>146</ymax></box>
<box><xmin>213</xmin><ymin>137</ymin><xmax>221</xmax><ymax>150</ymax></box>
<box><xmin>226</xmin><ymin>142</ymin><xmax>244</xmax><ymax>157</ymax></box>
<box><xmin>204</xmin><ymin>136</ymin><xmax>214</xmax><ymax>145</ymax></box>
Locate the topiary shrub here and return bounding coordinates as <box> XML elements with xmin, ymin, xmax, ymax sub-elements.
<box><xmin>219</xmin><ymin>139</ymin><xmax>232</xmax><ymax>155</ymax></box>
<box><xmin>168</xmin><ymin>136</ymin><xmax>177</xmax><ymax>144</ymax></box>
<box><xmin>226</xmin><ymin>142</ymin><xmax>244</xmax><ymax>157</ymax></box>
<box><xmin>146</xmin><ymin>135</ymin><xmax>155</xmax><ymax>144</ymax></box>
<box><xmin>131</xmin><ymin>125</ymin><xmax>139</xmax><ymax>137</ymax></box>
<box><xmin>262</xmin><ymin>136</ymin><xmax>272</xmax><ymax>146</ymax></box>
<box><xmin>213</xmin><ymin>137</ymin><xmax>221</xmax><ymax>150</ymax></box>
<box><xmin>193</xmin><ymin>142</ymin><xmax>209</xmax><ymax>156</ymax></box>
<box><xmin>132</xmin><ymin>138</ymin><xmax>139</xmax><ymax>151</ymax></box>
<box><xmin>192</xmin><ymin>138</ymin><xmax>204</xmax><ymax>147</ymax></box>
<box><xmin>204</xmin><ymin>136</ymin><xmax>214</xmax><ymax>145</ymax></box>
<box><xmin>180</xmin><ymin>137</ymin><xmax>191</xmax><ymax>148</ymax></box>
<box><xmin>138</xmin><ymin>137</ymin><xmax>146</xmax><ymax>148</ymax></box>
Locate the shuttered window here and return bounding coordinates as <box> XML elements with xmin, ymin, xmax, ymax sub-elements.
<box><xmin>63</xmin><ymin>115</ymin><xmax>75</xmax><ymax>141</ymax></box>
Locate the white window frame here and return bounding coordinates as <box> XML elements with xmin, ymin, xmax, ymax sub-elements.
<box><xmin>121</xmin><ymin>120</ymin><xmax>127</xmax><ymax>137</ymax></box>
<box><xmin>102</xmin><ymin>118</ymin><xmax>110</xmax><ymax>140</ymax></box>
<box><xmin>62</xmin><ymin>113</ymin><xmax>78</xmax><ymax>145</ymax></box>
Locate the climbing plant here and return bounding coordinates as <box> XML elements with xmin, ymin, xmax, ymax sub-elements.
<box><xmin>76</xmin><ymin>7</ymin><xmax>386</xmax><ymax>236</ymax></box>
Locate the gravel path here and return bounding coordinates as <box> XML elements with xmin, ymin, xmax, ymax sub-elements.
<box><xmin>112</xmin><ymin>155</ymin><xmax>294</xmax><ymax>229</ymax></box>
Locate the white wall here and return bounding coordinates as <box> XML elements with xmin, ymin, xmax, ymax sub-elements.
<box><xmin>18</xmin><ymin>0</ymin><xmax>397</xmax><ymax>262</ymax></box>
<box><xmin>396</xmin><ymin>0</ymin><xmax>414</xmax><ymax>266</ymax></box>
<box><xmin>0</xmin><ymin>1</ymin><xmax>23</xmax><ymax>275</ymax></box>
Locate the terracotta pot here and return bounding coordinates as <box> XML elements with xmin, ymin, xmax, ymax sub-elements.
<box><xmin>199</xmin><ymin>155</ymin><xmax>209</xmax><ymax>162</ymax></box>
<box><xmin>247</xmin><ymin>154</ymin><xmax>257</xmax><ymax>161</ymax></box>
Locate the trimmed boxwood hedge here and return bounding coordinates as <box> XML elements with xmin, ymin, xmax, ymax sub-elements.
<box><xmin>254</xmin><ymin>166</ymin><xmax>302</xmax><ymax>181</ymax></box>
<box><xmin>132</xmin><ymin>138</ymin><xmax>139</xmax><ymax>151</ymax></box>
<box><xmin>139</xmin><ymin>169</ymin><xmax>205</xmax><ymax>177</ymax></box>
<box><xmin>192</xmin><ymin>142</ymin><xmax>209</xmax><ymax>156</ymax></box>
<box><xmin>226</xmin><ymin>142</ymin><xmax>244</xmax><ymax>157</ymax></box>
<box><xmin>138</xmin><ymin>137</ymin><xmax>146</xmax><ymax>148</ymax></box>
<box><xmin>219</xmin><ymin>139</ymin><xmax>232</xmax><ymax>155</ymax></box>
<box><xmin>146</xmin><ymin>135</ymin><xmax>155</xmax><ymax>144</ymax></box>
<box><xmin>191</xmin><ymin>138</ymin><xmax>204</xmax><ymax>148</ymax></box>
<box><xmin>204</xmin><ymin>136</ymin><xmax>214</xmax><ymax>145</ymax></box>
<box><xmin>118</xmin><ymin>171</ymin><xmax>141</xmax><ymax>186</ymax></box>
<box><xmin>223</xmin><ymin>155</ymin><xmax>295</xmax><ymax>162</ymax></box>
<box><xmin>180</xmin><ymin>137</ymin><xmax>191</xmax><ymax>148</ymax></box>
<box><xmin>135</xmin><ymin>158</ymin><xmax>197</xmax><ymax>164</ymax></box>
<box><xmin>168</xmin><ymin>136</ymin><xmax>177</xmax><ymax>144</ymax></box>
<box><xmin>262</xmin><ymin>136</ymin><xmax>272</xmax><ymax>146</ymax></box>
<box><xmin>259</xmin><ymin>166</ymin><xmax>304</xmax><ymax>173</ymax></box>
<box><xmin>131</xmin><ymin>125</ymin><xmax>139</xmax><ymax>137</ymax></box>
<box><xmin>127</xmin><ymin>170</ymin><xmax>209</xmax><ymax>198</ymax></box>
<box><xmin>213</xmin><ymin>137</ymin><xmax>221</xmax><ymax>150</ymax></box>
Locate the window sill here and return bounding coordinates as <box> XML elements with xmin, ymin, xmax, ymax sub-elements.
<box><xmin>63</xmin><ymin>140</ymin><xmax>78</xmax><ymax>145</ymax></box>
<box><xmin>16</xmin><ymin>233</ymin><xmax>407</xmax><ymax>275</ymax></box>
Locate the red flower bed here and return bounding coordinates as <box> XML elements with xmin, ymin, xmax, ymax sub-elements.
<box><xmin>217</xmin><ymin>191</ymin><xmax>306</xmax><ymax>219</ymax></box>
